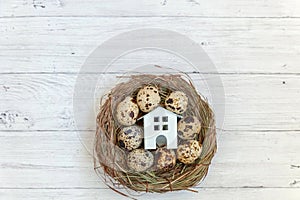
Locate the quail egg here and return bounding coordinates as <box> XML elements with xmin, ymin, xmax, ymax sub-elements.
<box><xmin>177</xmin><ymin>140</ymin><xmax>202</xmax><ymax>164</ymax></box>
<box><xmin>118</xmin><ymin>126</ymin><xmax>143</xmax><ymax>150</ymax></box>
<box><xmin>137</xmin><ymin>85</ymin><xmax>161</xmax><ymax>112</ymax></box>
<box><xmin>177</xmin><ymin>116</ymin><xmax>201</xmax><ymax>140</ymax></box>
<box><xmin>165</xmin><ymin>91</ymin><xmax>188</xmax><ymax>114</ymax></box>
<box><xmin>155</xmin><ymin>147</ymin><xmax>176</xmax><ymax>171</ymax></box>
<box><xmin>127</xmin><ymin>149</ymin><xmax>154</xmax><ymax>172</ymax></box>
<box><xmin>116</xmin><ymin>96</ymin><xmax>139</xmax><ymax>126</ymax></box>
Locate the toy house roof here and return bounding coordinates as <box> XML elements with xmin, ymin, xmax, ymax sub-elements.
<box><xmin>138</xmin><ymin>106</ymin><xmax>182</xmax><ymax>120</ymax></box>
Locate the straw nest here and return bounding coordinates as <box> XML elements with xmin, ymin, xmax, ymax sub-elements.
<box><xmin>94</xmin><ymin>74</ymin><xmax>217</xmax><ymax>194</ymax></box>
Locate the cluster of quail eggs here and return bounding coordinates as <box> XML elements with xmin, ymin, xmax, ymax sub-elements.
<box><xmin>177</xmin><ymin>116</ymin><xmax>203</xmax><ymax>164</ymax></box>
<box><xmin>115</xmin><ymin>85</ymin><xmax>203</xmax><ymax>172</ymax></box>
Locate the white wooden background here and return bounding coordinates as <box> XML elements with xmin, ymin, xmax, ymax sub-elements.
<box><xmin>1</xmin><ymin>0</ymin><xmax>300</xmax><ymax>199</ymax></box>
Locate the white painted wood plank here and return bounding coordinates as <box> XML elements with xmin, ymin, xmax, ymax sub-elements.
<box><xmin>1</xmin><ymin>188</ymin><xmax>300</xmax><ymax>200</ymax></box>
<box><xmin>0</xmin><ymin>1</ymin><xmax>299</xmax><ymax>199</ymax></box>
<box><xmin>1</xmin><ymin>18</ymin><xmax>300</xmax><ymax>74</ymax></box>
<box><xmin>1</xmin><ymin>0</ymin><xmax>300</xmax><ymax>18</ymax></box>
<box><xmin>0</xmin><ymin>131</ymin><xmax>299</xmax><ymax>188</ymax></box>
<box><xmin>0</xmin><ymin>74</ymin><xmax>299</xmax><ymax>131</ymax></box>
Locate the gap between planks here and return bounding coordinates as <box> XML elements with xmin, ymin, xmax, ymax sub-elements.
<box><xmin>1</xmin><ymin>16</ymin><xmax>300</xmax><ymax>19</ymax></box>
<box><xmin>1</xmin><ymin>186</ymin><xmax>300</xmax><ymax>189</ymax></box>
<box><xmin>1</xmin><ymin>72</ymin><xmax>300</xmax><ymax>75</ymax></box>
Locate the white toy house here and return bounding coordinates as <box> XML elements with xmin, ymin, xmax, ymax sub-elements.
<box><xmin>141</xmin><ymin>106</ymin><xmax>179</xmax><ymax>149</ymax></box>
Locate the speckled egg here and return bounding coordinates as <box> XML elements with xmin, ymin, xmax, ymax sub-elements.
<box><xmin>127</xmin><ymin>149</ymin><xmax>154</xmax><ymax>172</ymax></box>
<box><xmin>118</xmin><ymin>126</ymin><xmax>143</xmax><ymax>150</ymax></box>
<box><xmin>165</xmin><ymin>91</ymin><xmax>188</xmax><ymax>114</ymax></box>
<box><xmin>116</xmin><ymin>96</ymin><xmax>139</xmax><ymax>126</ymax></box>
<box><xmin>178</xmin><ymin>116</ymin><xmax>201</xmax><ymax>140</ymax></box>
<box><xmin>177</xmin><ymin>140</ymin><xmax>202</xmax><ymax>164</ymax></box>
<box><xmin>137</xmin><ymin>85</ymin><xmax>161</xmax><ymax>112</ymax></box>
<box><xmin>155</xmin><ymin>148</ymin><xmax>176</xmax><ymax>171</ymax></box>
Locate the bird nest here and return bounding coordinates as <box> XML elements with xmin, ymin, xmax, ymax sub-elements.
<box><xmin>94</xmin><ymin>74</ymin><xmax>217</xmax><ymax>194</ymax></box>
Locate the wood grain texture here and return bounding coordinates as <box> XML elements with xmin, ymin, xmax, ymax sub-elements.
<box><xmin>1</xmin><ymin>0</ymin><xmax>300</xmax><ymax>199</ymax></box>
<box><xmin>1</xmin><ymin>17</ymin><xmax>300</xmax><ymax>74</ymax></box>
<box><xmin>0</xmin><ymin>131</ymin><xmax>299</xmax><ymax>189</ymax></box>
<box><xmin>0</xmin><ymin>74</ymin><xmax>299</xmax><ymax>131</ymax></box>
<box><xmin>1</xmin><ymin>0</ymin><xmax>300</xmax><ymax>18</ymax></box>
<box><xmin>1</xmin><ymin>188</ymin><xmax>300</xmax><ymax>200</ymax></box>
